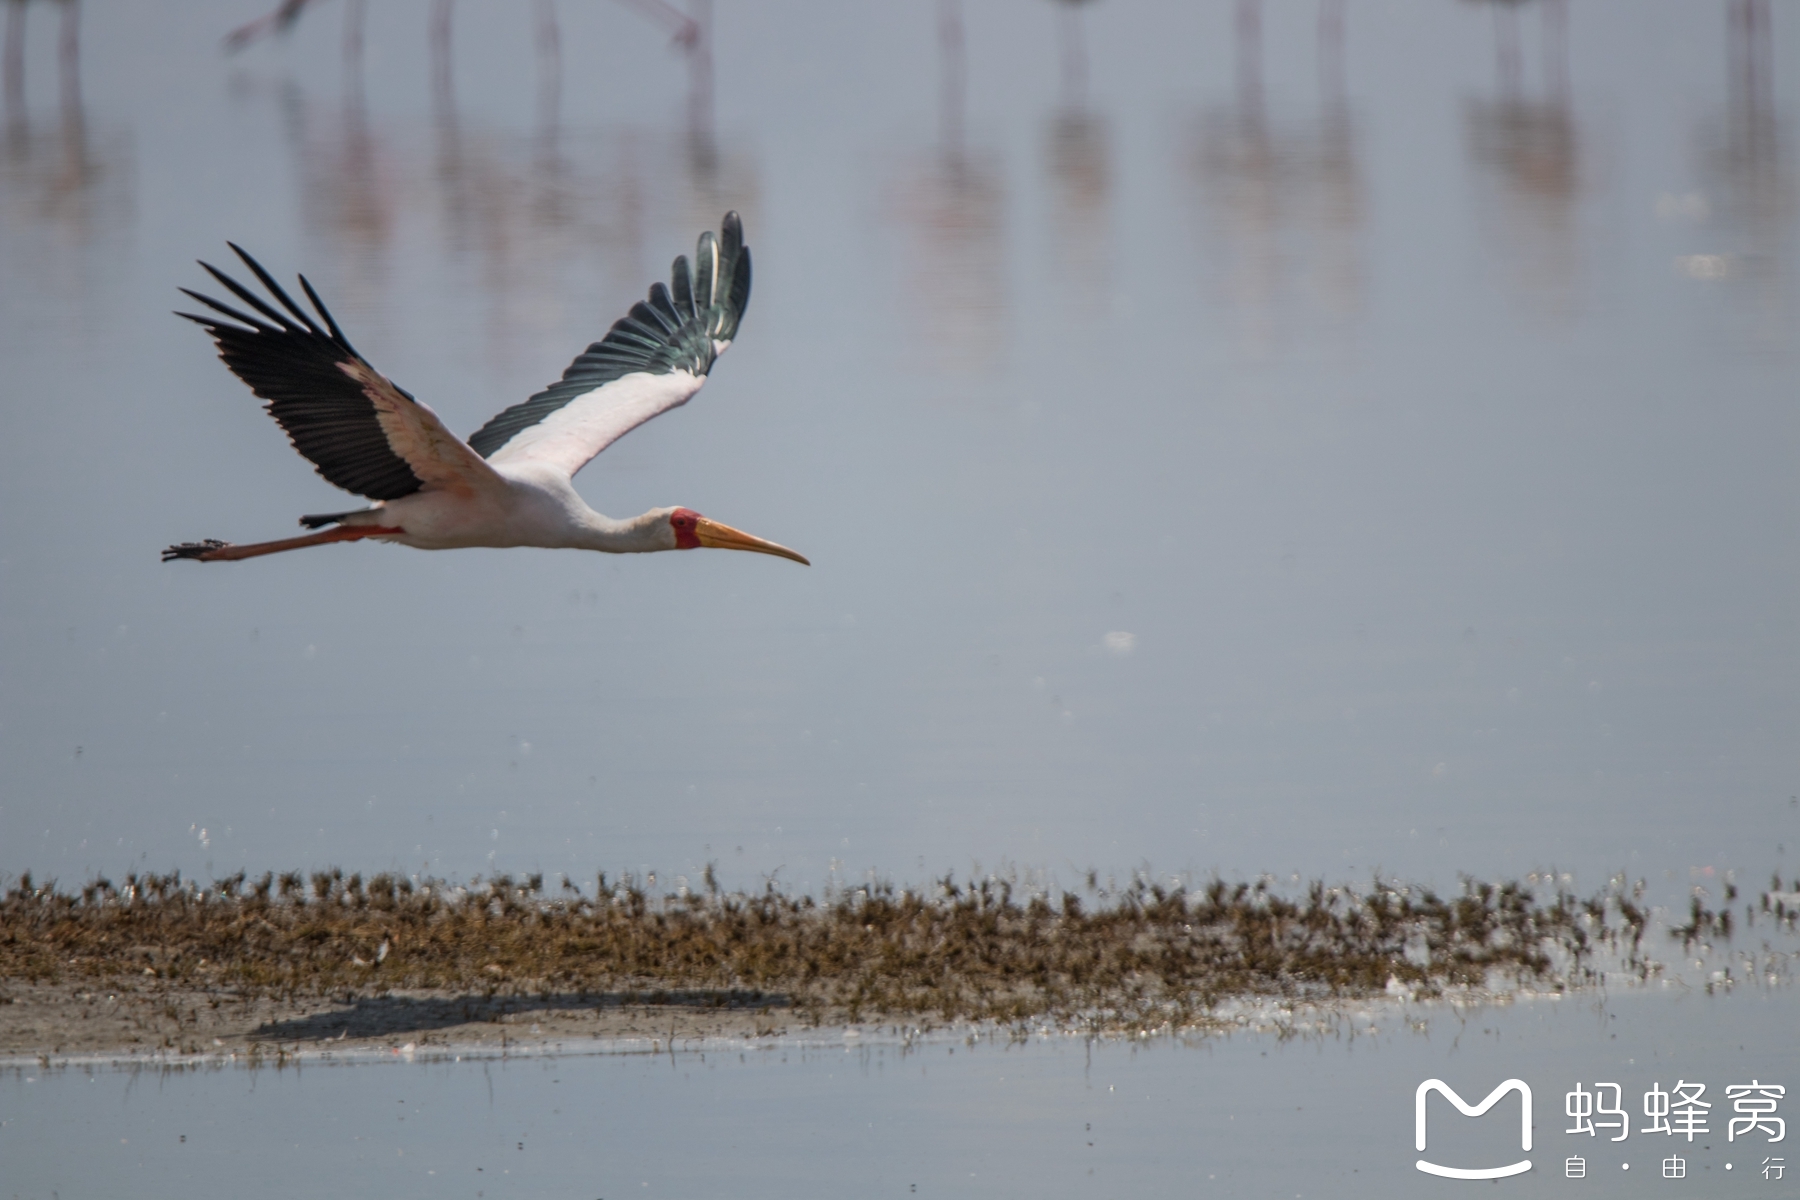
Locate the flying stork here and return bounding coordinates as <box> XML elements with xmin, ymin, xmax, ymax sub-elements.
<box><xmin>164</xmin><ymin>213</ymin><xmax>807</xmax><ymax>567</ymax></box>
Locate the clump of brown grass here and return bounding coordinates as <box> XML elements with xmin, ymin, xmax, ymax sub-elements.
<box><xmin>0</xmin><ymin>868</ymin><xmax>1645</xmax><ymax>1026</ymax></box>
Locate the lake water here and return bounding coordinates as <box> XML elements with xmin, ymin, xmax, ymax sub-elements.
<box><xmin>6</xmin><ymin>985</ymin><xmax>1800</xmax><ymax>1198</ymax></box>
<box><xmin>2</xmin><ymin>0</ymin><xmax>1798</xmax><ymax>1192</ymax></box>
<box><xmin>1</xmin><ymin>0</ymin><xmax>1794</xmax><ymax>900</ymax></box>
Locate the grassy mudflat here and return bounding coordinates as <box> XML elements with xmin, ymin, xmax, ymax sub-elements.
<box><xmin>0</xmin><ymin>868</ymin><xmax>1694</xmax><ymax>1059</ymax></box>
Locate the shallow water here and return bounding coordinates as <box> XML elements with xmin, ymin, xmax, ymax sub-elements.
<box><xmin>5</xmin><ymin>987</ymin><xmax>1799</xmax><ymax>1198</ymax></box>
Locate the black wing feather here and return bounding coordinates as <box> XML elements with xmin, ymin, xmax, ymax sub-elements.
<box><xmin>728</xmin><ymin>244</ymin><xmax>750</xmax><ymax>320</ymax></box>
<box><xmin>692</xmin><ymin>231</ymin><xmax>717</xmax><ymax>312</ymax></box>
<box><xmin>467</xmin><ymin>212</ymin><xmax>752</xmax><ymax>460</ymax></box>
<box><xmin>178</xmin><ymin>297</ymin><xmax>272</xmax><ymax>338</ymax></box>
<box><xmin>197</xmin><ymin>264</ymin><xmax>302</xmax><ymax>332</ymax></box>
<box><xmin>299</xmin><ymin>275</ymin><xmax>359</xmax><ymax>353</ymax></box>
<box><xmin>226</xmin><ymin>242</ymin><xmax>329</xmax><ymax>338</ymax></box>
<box><xmin>645</xmin><ymin>283</ymin><xmax>683</xmax><ymax>332</ymax></box>
<box><xmin>670</xmin><ymin>256</ymin><xmax>695</xmax><ymax>320</ymax></box>
<box><xmin>180</xmin><ymin>249</ymin><xmax>423</xmax><ymax>501</ymax></box>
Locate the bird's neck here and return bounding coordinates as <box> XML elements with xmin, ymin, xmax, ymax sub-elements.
<box><xmin>572</xmin><ymin>508</ymin><xmax>673</xmax><ymax>554</ymax></box>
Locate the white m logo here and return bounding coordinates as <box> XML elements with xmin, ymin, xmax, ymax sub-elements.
<box><xmin>1415</xmin><ymin>1078</ymin><xmax>1533</xmax><ymax>1179</ymax></box>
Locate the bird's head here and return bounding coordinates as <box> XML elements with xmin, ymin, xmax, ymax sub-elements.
<box><xmin>666</xmin><ymin>507</ymin><xmax>809</xmax><ymax>565</ymax></box>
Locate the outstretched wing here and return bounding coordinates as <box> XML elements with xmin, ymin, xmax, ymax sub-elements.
<box><xmin>179</xmin><ymin>246</ymin><xmax>503</xmax><ymax>501</ymax></box>
<box><xmin>468</xmin><ymin>212</ymin><xmax>752</xmax><ymax>479</ymax></box>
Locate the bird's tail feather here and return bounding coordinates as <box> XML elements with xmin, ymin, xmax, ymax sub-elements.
<box><xmin>298</xmin><ymin>508</ymin><xmax>368</xmax><ymax>529</ymax></box>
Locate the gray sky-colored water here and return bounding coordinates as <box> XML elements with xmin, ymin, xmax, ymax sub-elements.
<box><xmin>1</xmin><ymin>0</ymin><xmax>1797</xmax><ymax>901</ymax></box>
<box><xmin>8</xmin><ymin>989</ymin><xmax>1800</xmax><ymax>1197</ymax></box>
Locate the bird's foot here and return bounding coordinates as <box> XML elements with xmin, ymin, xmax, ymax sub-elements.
<box><xmin>162</xmin><ymin>539</ymin><xmax>231</xmax><ymax>562</ymax></box>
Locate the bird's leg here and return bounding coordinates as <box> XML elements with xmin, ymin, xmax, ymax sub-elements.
<box><xmin>162</xmin><ymin>524</ymin><xmax>402</xmax><ymax>563</ymax></box>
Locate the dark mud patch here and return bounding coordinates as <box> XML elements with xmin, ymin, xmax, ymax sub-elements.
<box><xmin>250</xmin><ymin>988</ymin><xmax>789</xmax><ymax>1042</ymax></box>
<box><xmin>0</xmin><ymin>981</ymin><xmax>799</xmax><ymax>1060</ymax></box>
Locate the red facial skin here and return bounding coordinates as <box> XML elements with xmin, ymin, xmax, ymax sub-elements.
<box><xmin>670</xmin><ymin>507</ymin><xmax>703</xmax><ymax>550</ymax></box>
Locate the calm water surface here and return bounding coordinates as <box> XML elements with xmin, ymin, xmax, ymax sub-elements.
<box><xmin>1</xmin><ymin>0</ymin><xmax>1796</xmax><ymax>898</ymax></box>
<box><xmin>6</xmin><ymin>988</ymin><xmax>1800</xmax><ymax>1198</ymax></box>
<box><xmin>2</xmin><ymin>1</ymin><xmax>1799</xmax><ymax>1190</ymax></box>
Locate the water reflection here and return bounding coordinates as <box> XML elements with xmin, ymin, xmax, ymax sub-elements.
<box><xmin>225</xmin><ymin>0</ymin><xmax>320</xmax><ymax>54</ymax></box>
<box><xmin>1462</xmin><ymin>0</ymin><xmax>1583</xmax><ymax>316</ymax></box>
<box><xmin>1694</xmin><ymin>0</ymin><xmax>1793</xmax><ymax>333</ymax></box>
<box><xmin>1043</xmin><ymin>0</ymin><xmax>1112</xmax><ymax>316</ymax></box>
<box><xmin>228</xmin><ymin>0</ymin><xmax>561</xmax><ymax>130</ymax></box>
<box><xmin>665</xmin><ymin>0</ymin><xmax>758</xmax><ymax>243</ymax></box>
<box><xmin>12</xmin><ymin>988</ymin><xmax>1800</xmax><ymax>1200</ymax></box>
<box><xmin>416</xmin><ymin>0</ymin><xmax>745</xmax><ymax>259</ymax></box>
<box><xmin>0</xmin><ymin>0</ymin><xmax>130</xmax><ymax>288</ymax></box>
<box><xmin>229</xmin><ymin>0</ymin><xmax>698</xmax><ymax>140</ymax></box>
<box><xmin>891</xmin><ymin>0</ymin><xmax>1007</xmax><ymax>377</ymax></box>
<box><xmin>219</xmin><ymin>0</ymin><xmax>755</xmax><ymax>385</ymax></box>
<box><xmin>1185</xmin><ymin>0</ymin><xmax>1365</xmax><ymax>357</ymax></box>
<box><xmin>284</xmin><ymin>81</ymin><xmax>397</xmax><ymax>315</ymax></box>
<box><xmin>426</xmin><ymin>52</ymin><xmax>639</xmax><ymax>378</ymax></box>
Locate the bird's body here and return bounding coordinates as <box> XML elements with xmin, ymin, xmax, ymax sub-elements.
<box><xmin>324</xmin><ymin>468</ymin><xmax>674</xmax><ymax>553</ymax></box>
<box><xmin>166</xmin><ymin>213</ymin><xmax>807</xmax><ymax>567</ymax></box>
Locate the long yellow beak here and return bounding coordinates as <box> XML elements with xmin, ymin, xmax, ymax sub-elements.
<box><xmin>694</xmin><ymin>516</ymin><xmax>810</xmax><ymax>565</ymax></box>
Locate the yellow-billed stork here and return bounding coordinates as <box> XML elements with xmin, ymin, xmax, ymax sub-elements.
<box><xmin>164</xmin><ymin>212</ymin><xmax>806</xmax><ymax>567</ymax></box>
